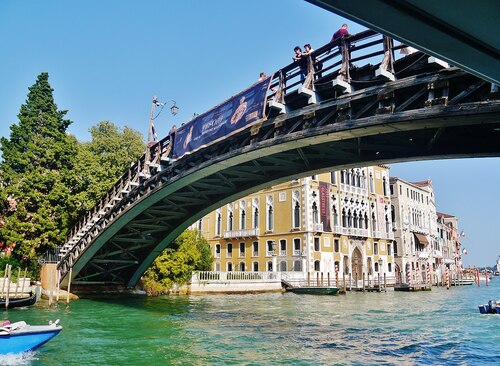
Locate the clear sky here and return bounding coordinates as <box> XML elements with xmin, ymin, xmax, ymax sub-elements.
<box><xmin>0</xmin><ymin>0</ymin><xmax>498</xmax><ymax>267</ymax></box>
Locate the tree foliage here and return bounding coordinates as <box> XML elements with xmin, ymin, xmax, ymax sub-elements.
<box><xmin>0</xmin><ymin>73</ymin><xmax>77</xmax><ymax>266</ymax></box>
<box><xmin>72</xmin><ymin>121</ymin><xmax>144</xmax><ymax>214</ymax></box>
<box><xmin>141</xmin><ymin>230</ymin><xmax>213</xmax><ymax>296</ymax></box>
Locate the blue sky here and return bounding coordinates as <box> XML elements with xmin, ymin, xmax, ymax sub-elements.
<box><xmin>0</xmin><ymin>0</ymin><xmax>498</xmax><ymax>266</ymax></box>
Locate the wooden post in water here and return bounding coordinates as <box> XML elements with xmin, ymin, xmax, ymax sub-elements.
<box><xmin>14</xmin><ymin>267</ymin><xmax>20</xmax><ymax>298</ymax></box>
<box><xmin>66</xmin><ymin>267</ymin><xmax>73</xmax><ymax>304</ymax></box>
<box><xmin>327</xmin><ymin>272</ymin><xmax>330</xmax><ymax>287</ymax></box>
<box><xmin>49</xmin><ymin>268</ymin><xmax>53</xmax><ymax>306</ymax></box>
<box><xmin>56</xmin><ymin>270</ymin><xmax>61</xmax><ymax>302</ymax></box>
<box><xmin>307</xmin><ymin>272</ymin><xmax>310</xmax><ymax>287</ymax></box>
<box><xmin>20</xmin><ymin>267</ymin><xmax>27</xmax><ymax>295</ymax></box>
<box><xmin>5</xmin><ymin>265</ymin><xmax>12</xmax><ymax>308</ymax></box>
<box><xmin>349</xmin><ymin>273</ymin><xmax>352</xmax><ymax>291</ymax></box>
<box><xmin>1</xmin><ymin>264</ymin><xmax>7</xmax><ymax>297</ymax></box>
<box><xmin>317</xmin><ymin>272</ymin><xmax>320</xmax><ymax>287</ymax></box>
<box><xmin>384</xmin><ymin>273</ymin><xmax>387</xmax><ymax>291</ymax></box>
<box><xmin>343</xmin><ymin>271</ymin><xmax>346</xmax><ymax>293</ymax></box>
<box><xmin>362</xmin><ymin>273</ymin><xmax>365</xmax><ymax>291</ymax></box>
<box><xmin>378</xmin><ymin>271</ymin><xmax>381</xmax><ymax>292</ymax></box>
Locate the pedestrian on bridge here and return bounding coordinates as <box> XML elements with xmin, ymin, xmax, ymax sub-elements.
<box><xmin>292</xmin><ymin>46</ymin><xmax>307</xmax><ymax>81</ymax></box>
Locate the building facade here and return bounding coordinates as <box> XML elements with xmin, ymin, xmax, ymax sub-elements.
<box><xmin>196</xmin><ymin>165</ymin><xmax>396</xmax><ymax>283</ymax></box>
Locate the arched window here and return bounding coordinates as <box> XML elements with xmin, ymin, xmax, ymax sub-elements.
<box><xmin>383</xmin><ymin>176</ymin><xmax>388</xmax><ymax>196</ymax></box>
<box><xmin>353</xmin><ymin>211</ymin><xmax>358</xmax><ymax>228</ymax></box>
<box><xmin>375</xmin><ymin>262</ymin><xmax>379</xmax><ymax>272</ymax></box>
<box><xmin>385</xmin><ymin>215</ymin><xmax>390</xmax><ymax>233</ymax></box>
<box><xmin>228</xmin><ymin>212</ymin><xmax>233</xmax><ymax>231</ymax></box>
<box><xmin>252</xmin><ymin>261</ymin><xmax>259</xmax><ymax>272</ymax></box>
<box><xmin>312</xmin><ymin>202</ymin><xmax>319</xmax><ymax>224</ymax></box>
<box><xmin>197</xmin><ymin>219</ymin><xmax>202</xmax><ymax>231</ymax></box>
<box><xmin>333</xmin><ymin>206</ymin><xmax>338</xmax><ymax>226</ymax></box>
<box><xmin>240</xmin><ymin>209</ymin><xmax>246</xmax><ymax>230</ymax></box>
<box><xmin>293</xmin><ymin>260</ymin><xmax>302</xmax><ymax>271</ymax></box>
<box><xmin>342</xmin><ymin>209</ymin><xmax>347</xmax><ymax>227</ymax></box>
<box><xmin>369</xmin><ymin>173</ymin><xmax>374</xmax><ymax>193</ymax></box>
<box><xmin>314</xmin><ymin>260</ymin><xmax>321</xmax><ymax>272</ymax></box>
<box><xmin>267</xmin><ymin>205</ymin><xmax>274</xmax><ymax>231</ymax></box>
<box><xmin>239</xmin><ymin>262</ymin><xmax>245</xmax><ymax>271</ymax></box>
<box><xmin>266</xmin><ymin>195</ymin><xmax>274</xmax><ymax>231</ymax></box>
<box><xmin>267</xmin><ymin>261</ymin><xmax>273</xmax><ymax>272</ymax></box>
<box><xmin>279</xmin><ymin>261</ymin><xmax>287</xmax><ymax>272</ymax></box>
<box><xmin>340</xmin><ymin>170</ymin><xmax>345</xmax><ymax>184</ymax></box>
<box><xmin>216</xmin><ymin>212</ymin><xmax>222</xmax><ymax>236</ymax></box>
<box><xmin>348</xmin><ymin>210</ymin><xmax>353</xmax><ymax>228</ymax></box>
<box><xmin>364</xmin><ymin>213</ymin><xmax>369</xmax><ymax>230</ymax></box>
<box><xmin>293</xmin><ymin>201</ymin><xmax>300</xmax><ymax>228</ymax></box>
<box><xmin>372</xmin><ymin>212</ymin><xmax>377</xmax><ymax>232</ymax></box>
<box><xmin>253</xmin><ymin>207</ymin><xmax>259</xmax><ymax>229</ymax></box>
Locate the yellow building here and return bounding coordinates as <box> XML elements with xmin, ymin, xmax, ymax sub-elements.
<box><xmin>195</xmin><ymin>165</ymin><xmax>395</xmax><ymax>283</ymax></box>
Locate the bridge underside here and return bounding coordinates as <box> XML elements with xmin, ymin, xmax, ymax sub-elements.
<box><xmin>59</xmin><ymin>64</ymin><xmax>500</xmax><ymax>290</ymax></box>
<box><xmin>307</xmin><ymin>0</ymin><xmax>500</xmax><ymax>85</ymax></box>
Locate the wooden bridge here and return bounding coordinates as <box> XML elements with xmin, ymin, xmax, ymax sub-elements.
<box><xmin>56</xmin><ymin>30</ymin><xmax>500</xmax><ymax>289</ymax></box>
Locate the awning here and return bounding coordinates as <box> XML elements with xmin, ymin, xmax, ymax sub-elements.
<box><xmin>414</xmin><ymin>233</ymin><xmax>429</xmax><ymax>246</ymax></box>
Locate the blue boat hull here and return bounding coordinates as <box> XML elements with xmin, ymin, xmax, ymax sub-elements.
<box><xmin>0</xmin><ymin>328</ymin><xmax>61</xmax><ymax>355</ymax></box>
<box><xmin>478</xmin><ymin>304</ymin><xmax>500</xmax><ymax>314</ymax></box>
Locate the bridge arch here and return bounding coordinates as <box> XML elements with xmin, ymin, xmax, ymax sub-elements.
<box><xmin>57</xmin><ymin>32</ymin><xmax>500</xmax><ymax>289</ymax></box>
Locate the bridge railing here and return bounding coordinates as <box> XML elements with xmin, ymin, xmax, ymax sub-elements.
<box><xmin>266</xmin><ymin>29</ymin><xmax>409</xmax><ymax>105</ymax></box>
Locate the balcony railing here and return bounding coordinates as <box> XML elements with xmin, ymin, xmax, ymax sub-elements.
<box><xmin>224</xmin><ymin>228</ymin><xmax>259</xmax><ymax>238</ymax></box>
<box><xmin>313</xmin><ymin>223</ymin><xmax>323</xmax><ymax>232</ymax></box>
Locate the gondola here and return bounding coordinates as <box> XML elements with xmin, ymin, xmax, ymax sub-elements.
<box><xmin>0</xmin><ymin>291</ymin><xmax>37</xmax><ymax>309</ymax></box>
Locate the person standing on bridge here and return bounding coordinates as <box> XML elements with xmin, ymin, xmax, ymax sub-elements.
<box><xmin>303</xmin><ymin>43</ymin><xmax>323</xmax><ymax>79</ymax></box>
<box><xmin>331</xmin><ymin>23</ymin><xmax>350</xmax><ymax>42</ymax></box>
<box><xmin>292</xmin><ymin>46</ymin><xmax>307</xmax><ymax>81</ymax></box>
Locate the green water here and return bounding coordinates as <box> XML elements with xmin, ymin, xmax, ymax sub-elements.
<box><xmin>2</xmin><ymin>280</ymin><xmax>499</xmax><ymax>365</ymax></box>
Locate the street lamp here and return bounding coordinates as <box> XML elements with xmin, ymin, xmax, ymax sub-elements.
<box><xmin>146</xmin><ymin>96</ymin><xmax>179</xmax><ymax>163</ymax></box>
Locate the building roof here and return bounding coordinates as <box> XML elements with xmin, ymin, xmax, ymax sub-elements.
<box><xmin>437</xmin><ymin>212</ymin><xmax>456</xmax><ymax>219</ymax></box>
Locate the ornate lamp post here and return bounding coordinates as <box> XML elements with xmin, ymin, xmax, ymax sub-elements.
<box><xmin>146</xmin><ymin>96</ymin><xmax>179</xmax><ymax>164</ymax></box>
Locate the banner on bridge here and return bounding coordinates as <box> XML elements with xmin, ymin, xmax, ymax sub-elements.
<box><xmin>173</xmin><ymin>77</ymin><xmax>272</xmax><ymax>158</ymax></box>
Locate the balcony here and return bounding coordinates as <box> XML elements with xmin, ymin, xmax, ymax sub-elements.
<box><xmin>279</xmin><ymin>250</ymin><xmax>287</xmax><ymax>256</ymax></box>
<box><xmin>293</xmin><ymin>249</ymin><xmax>303</xmax><ymax>256</ymax></box>
<box><xmin>313</xmin><ymin>223</ymin><xmax>323</xmax><ymax>232</ymax></box>
<box><xmin>239</xmin><ymin>252</ymin><xmax>245</xmax><ymax>258</ymax></box>
<box><xmin>224</xmin><ymin>228</ymin><xmax>260</xmax><ymax>238</ymax></box>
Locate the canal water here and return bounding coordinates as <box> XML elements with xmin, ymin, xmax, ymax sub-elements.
<box><xmin>1</xmin><ymin>279</ymin><xmax>499</xmax><ymax>365</ymax></box>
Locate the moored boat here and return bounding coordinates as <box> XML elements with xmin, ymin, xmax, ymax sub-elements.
<box><xmin>0</xmin><ymin>291</ymin><xmax>38</xmax><ymax>309</ymax></box>
<box><xmin>0</xmin><ymin>319</ymin><xmax>62</xmax><ymax>355</ymax></box>
<box><xmin>478</xmin><ymin>300</ymin><xmax>500</xmax><ymax>314</ymax></box>
<box><xmin>288</xmin><ymin>286</ymin><xmax>339</xmax><ymax>295</ymax></box>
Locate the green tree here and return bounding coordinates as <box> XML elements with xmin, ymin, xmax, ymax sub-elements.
<box><xmin>72</xmin><ymin>121</ymin><xmax>144</xmax><ymax>214</ymax></box>
<box><xmin>0</xmin><ymin>72</ymin><xmax>77</xmax><ymax>266</ymax></box>
<box><xmin>141</xmin><ymin>230</ymin><xmax>213</xmax><ymax>296</ymax></box>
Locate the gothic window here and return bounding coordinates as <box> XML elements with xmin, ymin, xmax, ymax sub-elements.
<box><xmin>369</xmin><ymin>173</ymin><xmax>374</xmax><ymax>193</ymax></box>
<box><xmin>293</xmin><ymin>201</ymin><xmax>300</xmax><ymax>228</ymax></box>
<box><xmin>253</xmin><ymin>261</ymin><xmax>259</xmax><ymax>272</ymax></box>
<box><xmin>383</xmin><ymin>176</ymin><xmax>388</xmax><ymax>196</ymax></box>
<box><xmin>341</xmin><ymin>170</ymin><xmax>345</xmax><ymax>184</ymax></box>
<box><xmin>314</xmin><ymin>260</ymin><xmax>321</xmax><ymax>271</ymax></box>
<box><xmin>353</xmin><ymin>211</ymin><xmax>358</xmax><ymax>228</ymax></box>
<box><xmin>333</xmin><ymin>206</ymin><xmax>338</xmax><ymax>226</ymax></box>
<box><xmin>342</xmin><ymin>209</ymin><xmax>347</xmax><ymax>227</ymax></box>
<box><xmin>228</xmin><ymin>212</ymin><xmax>233</xmax><ymax>231</ymax></box>
<box><xmin>266</xmin><ymin>195</ymin><xmax>274</xmax><ymax>231</ymax></box>
<box><xmin>372</xmin><ymin>212</ymin><xmax>377</xmax><ymax>231</ymax></box>
<box><xmin>253</xmin><ymin>208</ymin><xmax>259</xmax><ymax>229</ymax></box>
<box><xmin>374</xmin><ymin>242</ymin><xmax>379</xmax><ymax>255</ymax></box>
<box><xmin>216</xmin><ymin>211</ymin><xmax>222</xmax><ymax>236</ymax></box>
<box><xmin>312</xmin><ymin>202</ymin><xmax>319</xmax><ymax>224</ymax></box>
<box><xmin>239</xmin><ymin>262</ymin><xmax>245</xmax><ymax>271</ymax></box>
<box><xmin>240</xmin><ymin>209</ymin><xmax>246</xmax><ymax>230</ymax></box>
